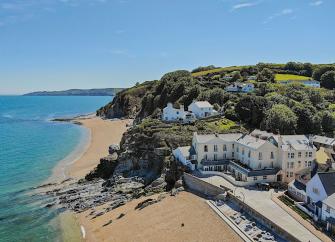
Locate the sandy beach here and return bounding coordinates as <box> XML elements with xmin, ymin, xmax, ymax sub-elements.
<box><xmin>67</xmin><ymin>116</ymin><xmax>130</xmax><ymax>179</ymax></box>
<box><xmin>58</xmin><ymin>115</ymin><xmax>240</xmax><ymax>242</ymax></box>
<box><xmin>77</xmin><ymin>191</ymin><xmax>242</xmax><ymax>242</ymax></box>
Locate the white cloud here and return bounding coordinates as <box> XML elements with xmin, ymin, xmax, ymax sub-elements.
<box><xmin>230</xmin><ymin>1</ymin><xmax>261</xmax><ymax>12</ymax></box>
<box><xmin>310</xmin><ymin>1</ymin><xmax>323</xmax><ymax>6</ymax></box>
<box><xmin>232</xmin><ymin>2</ymin><xmax>258</xmax><ymax>10</ymax></box>
<box><xmin>263</xmin><ymin>8</ymin><xmax>294</xmax><ymax>24</ymax></box>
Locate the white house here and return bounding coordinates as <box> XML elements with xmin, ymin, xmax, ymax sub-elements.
<box><xmin>278</xmin><ymin>80</ymin><xmax>320</xmax><ymax>88</ymax></box>
<box><xmin>188</xmin><ymin>101</ymin><xmax>218</xmax><ymax>119</ymax></box>
<box><xmin>162</xmin><ymin>103</ymin><xmax>195</xmax><ymax>123</ymax></box>
<box><xmin>225</xmin><ymin>83</ymin><xmax>254</xmax><ymax>93</ymax></box>
<box><xmin>173</xmin><ymin>146</ymin><xmax>195</xmax><ymax>170</ymax></box>
<box><xmin>306</xmin><ymin>172</ymin><xmax>335</xmax><ymax>219</ymax></box>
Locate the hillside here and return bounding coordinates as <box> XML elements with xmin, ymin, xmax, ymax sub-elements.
<box><xmin>97</xmin><ymin>62</ymin><xmax>335</xmax><ymax>136</ymax></box>
<box><xmin>24</xmin><ymin>88</ymin><xmax>124</xmax><ymax>96</ymax></box>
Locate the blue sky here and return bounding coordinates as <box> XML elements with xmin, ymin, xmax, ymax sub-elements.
<box><xmin>0</xmin><ymin>0</ymin><xmax>334</xmax><ymax>94</ymax></box>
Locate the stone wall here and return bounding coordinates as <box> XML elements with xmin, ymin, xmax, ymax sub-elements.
<box><xmin>182</xmin><ymin>173</ymin><xmax>228</xmax><ymax>196</ymax></box>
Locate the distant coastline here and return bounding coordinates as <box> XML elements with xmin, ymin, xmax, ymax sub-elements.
<box><xmin>23</xmin><ymin>88</ymin><xmax>124</xmax><ymax>96</ymax></box>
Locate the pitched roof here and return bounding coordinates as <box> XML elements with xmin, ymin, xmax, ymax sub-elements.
<box><xmin>236</xmin><ymin>134</ymin><xmax>267</xmax><ymax>149</ymax></box>
<box><xmin>175</xmin><ymin>146</ymin><xmax>191</xmax><ymax>157</ymax></box>
<box><xmin>289</xmin><ymin>179</ymin><xmax>306</xmax><ymax>192</ymax></box>
<box><xmin>323</xmin><ymin>193</ymin><xmax>335</xmax><ymax>209</ymax></box>
<box><xmin>312</xmin><ymin>135</ymin><xmax>335</xmax><ymax>146</ymax></box>
<box><xmin>318</xmin><ymin>172</ymin><xmax>335</xmax><ymax>196</ymax></box>
<box><xmin>194</xmin><ymin>133</ymin><xmax>243</xmax><ymax>143</ymax></box>
<box><xmin>192</xmin><ymin>101</ymin><xmax>213</xmax><ymax>108</ymax></box>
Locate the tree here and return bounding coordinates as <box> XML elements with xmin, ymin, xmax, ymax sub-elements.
<box><xmin>321</xmin><ymin>111</ymin><xmax>335</xmax><ymax>133</ymax></box>
<box><xmin>235</xmin><ymin>95</ymin><xmax>269</xmax><ymax>127</ymax></box>
<box><xmin>320</xmin><ymin>71</ymin><xmax>335</xmax><ymax>89</ymax></box>
<box><xmin>312</xmin><ymin>66</ymin><xmax>335</xmax><ymax>81</ymax></box>
<box><xmin>256</xmin><ymin>68</ymin><xmax>275</xmax><ymax>83</ymax></box>
<box><xmin>292</xmin><ymin>104</ymin><xmax>317</xmax><ymax>134</ymax></box>
<box><xmin>231</xmin><ymin>71</ymin><xmax>242</xmax><ymax>82</ymax></box>
<box><xmin>263</xmin><ymin>104</ymin><xmax>297</xmax><ymax>134</ymax></box>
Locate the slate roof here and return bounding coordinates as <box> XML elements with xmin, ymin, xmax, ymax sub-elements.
<box><xmin>289</xmin><ymin>179</ymin><xmax>306</xmax><ymax>192</ymax></box>
<box><xmin>313</xmin><ymin>135</ymin><xmax>335</xmax><ymax>146</ymax></box>
<box><xmin>236</xmin><ymin>134</ymin><xmax>267</xmax><ymax>150</ymax></box>
<box><xmin>194</xmin><ymin>133</ymin><xmax>243</xmax><ymax>143</ymax></box>
<box><xmin>247</xmin><ymin>168</ymin><xmax>280</xmax><ymax>177</ymax></box>
<box><xmin>318</xmin><ymin>172</ymin><xmax>335</xmax><ymax>196</ymax></box>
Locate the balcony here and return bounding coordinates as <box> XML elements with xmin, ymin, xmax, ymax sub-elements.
<box><xmin>201</xmin><ymin>159</ymin><xmax>229</xmax><ymax>166</ymax></box>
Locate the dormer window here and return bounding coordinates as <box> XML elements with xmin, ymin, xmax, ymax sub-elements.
<box><xmin>214</xmin><ymin>145</ymin><xmax>218</xmax><ymax>152</ymax></box>
<box><xmin>204</xmin><ymin>145</ymin><xmax>208</xmax><ymax>152</ymax></box>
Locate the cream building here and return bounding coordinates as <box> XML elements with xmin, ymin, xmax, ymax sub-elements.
<box><xmin>175</xmin><ymin>130</ymin><xmax>317</xmax><ymax>184</ymax></box>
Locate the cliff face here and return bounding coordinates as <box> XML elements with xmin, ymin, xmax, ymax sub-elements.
<box><xmin>97</xmin><ymin>81</ymin><xmax>156</xmax><ymax>119</ymax></box>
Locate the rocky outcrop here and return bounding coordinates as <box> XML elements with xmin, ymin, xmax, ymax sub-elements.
<box><xmin>85</xmin><ymin>153</ymin><xmax>118</xmax><ymax>181</ymax></box>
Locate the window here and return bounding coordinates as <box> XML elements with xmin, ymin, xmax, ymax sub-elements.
<box><xmin>204</xmin><ymin>154</ymin><xmax>208</xmax><ymax>160</ymax></box>
<box><xmin>223</xmin><ymin>153</ymin><xmax>226</xmax><ymax>159</ymax></box>
<box><xmin>309</xmin><ymin>152</ymin><xmax>313</xmax><ymax>157</ymax></box>
<box><xmin>271</xmin><ymin>161</ymin><xmax>274</xmax><ymax>168</ymax></box>
<box><xmin>232</xmin><ymin>152</ymin><xmax>234</xmax><ymax>158</ymax></box>
<box><xmin>313</xmin><ymin>188</ymin><xmax>319</xmax><ymax>194</ymax></box>
<box><xmin>326</xmin><ymin>206</ymin><xmax>331</xmax><ymax>213</ymax></box>
<box><xmin>242</xmin><ymin>148</ymin><xmax>245</xmax><ymax>155</ymax></box>
<box><xmin>305</xmin><ymin>161</ymin><xmax>308</xmax><ymax>167</ymax></box>
<box><xmin>290</xmin><ymin>162</ymin><xmax>294</xmax><ymax>169</ymax></box>
<box><xmin>287</xmin><ymin>162</ymin><xmax>290</xmax><ymax>168</ymax></box>
<box><xmin>253</xmin><ymin>177</ymin><xmax>257</xmax><ymax>181</ymax></box>
<box><xmin>176</xmin><ymin>111</ymin><xmax>179</xmax><ymax>115</ymax></box>
<box><xmin>290</xmin><ymin>172</ymin><xmax>293</xmax><ymax>177</ymax></box>
<box><xmin>305</xmin><ymin>152</ymin><xmax>308</xmax><ymax>157</ymax></box>
<box><xmin>286</xmin><ymin>171</ymin><xmax>289</xmax><ymax>178</ymax></box>
<box><xmin>236</xmin><ymin>147</ymin><xmax>239</xmax><ymax>153</ymax></box>
<box><xmin>298</xmin><ymin>152</ymin><xmax>302</xmax><ymax>158</ymax></box>
<box><xmin>290</xmin><ymin>153</ymin><xmax>295</xmax><ymax>159</ymax></box>
<box><xmin>298</xmin><ymin>161</ymin><xmax>301</xmax><ymax>167</ymax></box>
<box><xmin>259</xmin><ymin>152</ymin><xmax>263</xmax><ymax>160</ymax></box>
<box><xmin>214</xmin><ymin>154</ymin><xmax>218</xmax><ymax>160</ymax></box>
<box><xmin>288</xmin><ymin>153</ymin><xmax>290</xmax><ymax>158</ymax></box>
<box><xmin>270</xmin><ymin>152</ymin><xmax>274</xmax><ymax>159</ymax></box>
<box><xmin>263</xmin><ymin>175</ymin><xmax>267</xmax><ymax>180</ymax></box>
<box><xmin>204</xmin><ymin>145</ymin><xmax>208</xmax><ymax>152</ymax></box>
<box><xmin>258</xmin><ymin>163</ymin><xmax>262</xmax><ymax>169</ymax></box>
<box><xmin>232</xmin><ymin>144</ymin><xmax>235</xmax><ymax>149</ymax></box>
<box><xmin>214</xmin><ymin>145</ymin><xmax>218</xmax><ymax>152</ymax></box>
<box><xmin>248</xmin><ymin>150</ymin><xmax>251</xmax><ymax>158</ymax></box>
<box><xmin>308</xmin><ymin>161</ymin><xmax>312</xmax><ymax>167</ymax></box>
<box><xmin>223</xmin><ymin>145</ymin><xmax>227</xmax><ymax>151</ymax></box>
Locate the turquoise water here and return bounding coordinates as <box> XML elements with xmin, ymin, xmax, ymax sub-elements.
<box><xmin>0</xmin><ymin>96</ymin><xmax>112</xmax><ymax>242</ymax></box>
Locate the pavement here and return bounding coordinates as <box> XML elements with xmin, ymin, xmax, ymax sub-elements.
<box><xmin>199</xmin><ymin>175</ymin><xmax>322</xmax><ymax>242</ymax></box>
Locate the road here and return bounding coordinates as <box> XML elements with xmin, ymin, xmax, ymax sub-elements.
<box><xmin>200</xmin><ymin>175</ymin><xmax>322</xmax><ymax>242</ymax></box>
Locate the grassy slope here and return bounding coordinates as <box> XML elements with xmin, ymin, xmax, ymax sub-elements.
<box><xmin>275</xmin><ymin>74</ymin><xmax>311</xmax><ymax>81</ymax></box>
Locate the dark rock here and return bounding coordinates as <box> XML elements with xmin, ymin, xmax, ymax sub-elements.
<box><xmin>92</xmin><ymin>211</ymin><xmax>104</xmax><ymax>219</ymax></box>
<box><xmin>109</xmin><ymin>144</ymin><xmax>120</xmax><ymax>154</ymax></box>
<box><xmin>117</xmin><ymin>213</ymin><xmax>125</xmax><ymax>219</ymax></box>
<box><xmin>85</xmin><ymin>155</ymin><xmax>119</xmax><ymax>181</ymax></box>
<box><xmin>103</xmin><ymin>220</ymin><xmax>113</xmax><ymax>227</ymax></box>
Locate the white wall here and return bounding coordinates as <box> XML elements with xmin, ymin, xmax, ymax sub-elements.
<box><xmin>322</xmin><ymin>203</ymin><xmax>335</xmax><ymax>222</ymax></box>
<box><xmin>188</xmin><ymin>102</ymin><xmax>214</xmax><ymax>118</ymax></box>
<box><xmin>306</xmin><ymin>174</ymin><xmax>328</xmax><ymax>204</ymax></box>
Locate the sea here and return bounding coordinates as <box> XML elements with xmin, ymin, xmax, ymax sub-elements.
<box><xmin>0</xmin><ymin>96</ymin><xmax>112</xmax><ymax>242</ymax></box>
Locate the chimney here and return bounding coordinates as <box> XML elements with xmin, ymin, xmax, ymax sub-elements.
<box><xmin>278</xmin><ymin>134</ymin><xmax>283</xmax><ymax>148</ymax></box>
<box><xmin>180</xmin><ymin>104</ymin><xmax>184</xmax><ymax>111</ymax></box>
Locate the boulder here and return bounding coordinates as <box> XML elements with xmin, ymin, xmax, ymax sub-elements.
<box><xmin>109</xmin><ymin>144</ymin><xmax>120</xmax><ymax>154</ymax></box>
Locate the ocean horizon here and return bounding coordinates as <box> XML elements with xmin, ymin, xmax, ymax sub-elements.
<box><xmin>0</xmin><ymin>96</ymin><xmax>112</xmax><ymax>242</ymax></box>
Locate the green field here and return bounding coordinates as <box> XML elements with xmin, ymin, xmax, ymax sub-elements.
<box><xmin>275</xmin><ymin>74</ymin><xmax>311</xmax><ymax>81</ymax></box>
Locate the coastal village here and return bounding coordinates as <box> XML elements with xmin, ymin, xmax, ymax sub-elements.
<box><xmin>43</xmin><ymin>63</ymin><xmax>335</xmax><ymax>242</ymax></box>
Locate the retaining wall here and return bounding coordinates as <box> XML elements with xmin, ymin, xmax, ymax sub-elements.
<box><xmin>183</xmin><ymin>173</ymin><xmax>228</xmax><ymax>196</ymax></box>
